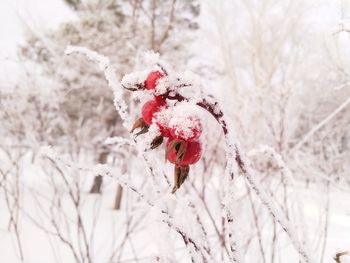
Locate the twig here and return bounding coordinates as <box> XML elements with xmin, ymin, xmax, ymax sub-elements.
<box><xmin>290</xmin><ymin>96</ymin><xmax>350</xmax><ymax>153</ymax></box>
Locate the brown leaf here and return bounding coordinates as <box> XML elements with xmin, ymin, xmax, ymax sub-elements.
<box><xmin>175</xmin><ymin>142</ymin><xmax>187</xmax><ymax>165</ymax></box>
<box><xmin>150</xmin><ymin>135</ymin><xmax>164</xmax><ymax>150</ymax></box>
<box><xmin>334</xmin><ymin>251</ymin><xmax>349</xmax><ymax>263</ymax></box>
<box><xmin>135</xmin><ymin>127</ymin><xmax>149</xmax><ymax>136</ymax></box>
<box><xmin>172</xmin><ymin>165</ymin><xmax>190</xmax><ymax>193</ymax></box>
<box><xmin>165</xmin><ymin>139</ymin><xmax>177</xmax><ymax>162</ymax></box>
<box><xmin>131</xmin><ymin>117</ymin><xmax>149</xmax><ymax>135</ymax></box>
<box><xmin>122</xmin><ymin>83</ymin><xmax>145</xmax><ymax>91</ymax></box>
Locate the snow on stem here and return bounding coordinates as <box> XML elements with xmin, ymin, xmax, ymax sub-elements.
<box><xmin>166</xmin><ymin>92</ymin><xmax>314</xmax><ymax>263</ymax></box>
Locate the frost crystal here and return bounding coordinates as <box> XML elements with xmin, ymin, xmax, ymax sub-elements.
<box><xmin>154</xmin><ymin>103</ymin><xmax>202</xmax><ymax>140</ymax></box>
<box><xmin>121</xmin><ymin>70</ymin><xmax>149</xmax><ymax>88</ymax></box>
<box><xmin>154</xmin><ymin>77</ymin><xmax>170</xmax><ymax>95</ymax></box>
<box><xmin>168</xmin><ymin>115</ymin><xmax>201</xmax><ymax>140</ymax></box>
<box><xmin>154</xmin><ymin>107</ymin><xmax>174</xmax><ymax>128</ymax></box>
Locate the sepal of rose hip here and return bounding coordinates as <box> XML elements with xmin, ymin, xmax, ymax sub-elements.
<box><xmin>165</xmin><ymin>139</ymin><xmax>188</xmax><ymax>164</ymax></box>
<box><xmin>172</xmin><ymin>165</ymin><xmax>190</xmax><ymax>193</ymax></box>
<box><xmin>150</xmin><ymin>135</ymin><xmax>164</xmax><ymax>150</ymax></box>
<box><xmin>130</xmin><ymin>117</ymin><xmax>149</xmax><ymax>136</ymax></box>
<box><xmin>131</xmin><ymin>125</ymin><xmax>164</xmax><ymax>151</ymax></box>
<box><xmin>138</xmin><ymin>123</ymin><xmax>165</xmax><ymax>152</ymax></box>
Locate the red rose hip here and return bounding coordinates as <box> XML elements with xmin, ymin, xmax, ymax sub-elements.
<box><xmin>141</xmin><ymin>99</ymin><xmax>166</xmax><ymax>125</ymax></box>
<box><xmin>169</xmin><ymin>115</ymin><xmax>202</xmax><ymax>142</ymax></box>
<box><xmin>166</xmin><ymin>138</ymin><xmax>202</xmax><ymax>166</ymax></box>
<box><xmin>144</xmin><ymin>71</ymin><xmax>164</xmax><ymax>90</ymax></box>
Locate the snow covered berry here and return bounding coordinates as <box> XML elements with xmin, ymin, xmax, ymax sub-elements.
<box><xmin>169</xmin><ymin>115</ymin><xmax>202</xmax><ymax>142</ymax></box>
<box><xmin>157</xmin><ymin>122</ymin><xmax>171</xmax><ymax>138</ymax></box>
<box><xmin>153</xmin><ymin>106</ymin><xmax>173</xmax><ymax>137</ymax></box>
<box><xmin>144</xmin><ymin>71</ymin><xmax>164</xmax><ymax>90</ymax></box>
<box><xmin>141</xmin><ymin>98</ymin><xmax>167</xmax><ymax>125</ymax></box>
<box><xmin>165</xmin><ymin>138</ymin><xmax>202</xmax><ymax>166</ymax></box>
<box><xmin>166</xmin><ymin>138</ymin><xmax>202</xmax><ymax>193</ymax></box>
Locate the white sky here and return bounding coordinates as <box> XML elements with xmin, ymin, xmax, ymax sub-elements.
<box><xmin>0</xmin><ymin>0</ymin><xmax>74</xmax><ymax>82</ymax></box>
<box><xmin>0</xmin><ymin>0</ymin><xmax>344</xmax><ymax>83</ymax></box>
<box><xmin>0</xmin><ymin>0</ymin><xmax>74</xmax><ymax>57</ymax></box>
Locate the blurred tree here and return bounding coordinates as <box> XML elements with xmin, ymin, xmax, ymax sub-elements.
<box><xmin>18</xmin><ymin>0</ymin><xmax>200</xmax><ymax>206</ymax></box>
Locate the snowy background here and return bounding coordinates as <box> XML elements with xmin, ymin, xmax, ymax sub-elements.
<box><xmin>0</xmin><ymin>0</ymin><xmax>350</xmax><ymax>262</ymax></box>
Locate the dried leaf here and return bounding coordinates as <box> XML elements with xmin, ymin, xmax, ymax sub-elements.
<box><xmin>175</xmin><ymin>142</ymin><xmax>187</xmax><ymax>165</ymax></box>
<box><xmin>131</xmin><ymin>117</ymin><xmax>148</xmax><ymax>134</ymax></box>
<box><xmin>150</xmin><ymin>135</ymin><xmax>164</xmax><ymax>149</ymax></box>
<box><xmin>334</xmin><ymin>251</ymin><xmax>349</xmax><ymax>263</ymax></box>
<box><xmin>172</xmin><ymin>165</ymin><xmax>190</xmax><ymax>193</ymax></box>
<box><xmin>135</xmin><ymin>126</ymin><xmax>149</xmax><ymax>136</ymax></box>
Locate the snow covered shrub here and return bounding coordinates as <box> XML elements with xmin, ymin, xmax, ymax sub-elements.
<box><xmin>65</xmin><ymin>45</ymin><xmax>317</xmax><ymax>263</ymax></box>
<box><xmin>1</xmin><ymin>0</ymin><xmax>350</xmax><ymax>262</ymax></box>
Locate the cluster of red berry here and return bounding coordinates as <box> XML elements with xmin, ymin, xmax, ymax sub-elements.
<box><xmin>130</xmin><ymin>71</ymin><xmax>203</xmax><ymax>193</ymax></box>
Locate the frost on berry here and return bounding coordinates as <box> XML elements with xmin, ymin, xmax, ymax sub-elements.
<box><xmin>172</xmin><ymin>165</ymin><xmax>190</xmax><ymax>193</ymax></box>
<box><xmin>165</xmin><ymin>138</ymin><xmax>202</xmax><ymax>193</ymax></box>
<box><xmin>154</xmin><ymin>103</ymin><xmax>203</xmax><ymax>141</ymax></box>
<box><xmin>154</xmin><ymin>77</ymin><xmax>170</xmax><ymax>95</ymax></box>
<box><xmin>153</xmin><ymin>106</ymin><xmax>173</xmax><ymax>137</ymax></box>
<box><xmin>142</xmin><ymin>99</ymin><xmax>167</xmax><ymax>125</ymax></box>
<box><xmin>169</xmin><ymin>115</ymin><xmax>202</xmax><ymax>142</ymax></box>
<box><xmin>145</xmin><ymin>71</ymin><xmax>165</xmax><ymax>90</ymax></box>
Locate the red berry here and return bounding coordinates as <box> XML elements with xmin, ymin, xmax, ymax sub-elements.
<box><xmin>154</xmin><ymin>95</ymin><xmax>165</xmax><ymax>104</ymax></box>
<box><xmin>153</xmin><ymin>106</ymin><xmax>172</xmax><ymax>137</ymax></box>
<box><xmin>169</xmin><ymin>115</ymin><xmax>202</xmax><ymax>142</ymax></box>
<box><xmin>141</xmin><ymin>99</ymin><xmax>166</xmax><ymax>125</ymax></box>
<box><xmin>158</xmin><ymin>122</ymin><xmax>171</xmax><ymax>137</ymax></box>
<box><xmin>166</xmin><ymin>138</ymin><xmax>202</xmax><ymax>166</ymax></box>
<box><xmin>144</xmin><ymin>71</ymin><xmax>164</xmax><ymax>90</ymax></box>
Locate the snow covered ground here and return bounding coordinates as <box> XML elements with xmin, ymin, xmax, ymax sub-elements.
<box><xmin>0</xmin><ymin>150</ymin><xmax>349</xmax><ymax>262</ymax></box>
